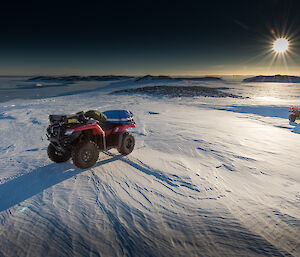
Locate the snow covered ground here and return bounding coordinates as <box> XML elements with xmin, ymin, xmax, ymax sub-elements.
<box><xmin>0</xmin><ymin>77</ymin><xmax>300</xmax><ymax>256</ymax></box>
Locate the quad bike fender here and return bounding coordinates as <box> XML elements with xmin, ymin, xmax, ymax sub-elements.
<box><xmin>71</xmin><ymin>122</ymin><xmax>104</xmax><ymax>135</ymax></box>
<box><xmin>69</xmin><ymin>123</ymin><xmax>106</xmax><ymax>150</ymax></box>
<box><xmin>112</xmin><ymin>123</ymin><xmax>135</xmax><ymax>134</ymax></box>
<box><xmin>104</xmin><ymin>123</ymin><xmax>135</xmax><ymax>137</ymax></box>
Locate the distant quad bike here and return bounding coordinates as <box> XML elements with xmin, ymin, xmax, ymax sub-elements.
<box><xmin>46</xmin><ymin>110</ymin><xmax>135</xmax><ymax>169</ymax></box>
<box><xmin>289</xmin><ymin>107</ymin><xmax>300</xmax><ymax>122</ymax></box>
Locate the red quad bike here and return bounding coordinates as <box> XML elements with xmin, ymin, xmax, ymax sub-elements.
<box><xmin>289</xmin><ymin>107</ymin><xmax>300</xmax><ymax>122</ymax></box>
<box><xmin>46</xmin><ymin>110</ymin><xmax>136</xmax><ymax>169</ymax></box>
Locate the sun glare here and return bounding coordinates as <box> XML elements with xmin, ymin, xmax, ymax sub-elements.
<box><xmin>273</xmin><ymin>38</ymin><xmax>289</xmax><ymax>53</ymax></box>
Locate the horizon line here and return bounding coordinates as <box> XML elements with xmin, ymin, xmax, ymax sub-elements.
<box><xmin>0</xmin><ymin>73</ymin><xmax>299</xmax><ymax>78</ymax></box>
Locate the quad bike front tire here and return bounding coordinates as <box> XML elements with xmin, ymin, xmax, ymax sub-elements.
<box><xmin>47</xmin><ymin>143</ymin><xmax>71</xmax><ymax>163</ymax></box>
<box><xmin>118</xmin><ymin>132</ymin><xmax>135</xmax><ymax>155</ymax></box>
<box><xmin>289</xmin><ymin>114</ymin><xmax>297</xmax><ymax>122</ymax></box>
<box><xmin>72</xmin><ymin>141</ymin><xmax>99</xmax><ymax>169</ymax></box>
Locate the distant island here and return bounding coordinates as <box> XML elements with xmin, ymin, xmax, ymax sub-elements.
<box><xmin>28</xmin><ymin>75</ymin><xmax>223</xmax><ymax>82</ymax></box>
<box><xmin>135</xmin><ymin>75</ymin><xmax>223</xmax><ymax>82</ymax></box>
<box><xmin>243</xmin><ymin>75</ymin><xmax>300</xmax><ymax>83</ymax></box>
<box><xmin>29</xmin><ymin>75</ymin><xmax>135</xmax><ymax>81</ymax></box>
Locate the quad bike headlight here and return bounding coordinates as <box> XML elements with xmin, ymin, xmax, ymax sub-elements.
<box><xmin>64</xmin><ymin>129</ymin><xmax>74</xmax><ymax>135</ymax></box>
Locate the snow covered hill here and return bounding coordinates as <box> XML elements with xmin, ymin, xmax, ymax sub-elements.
<box><xmin>0</xmin><ymin>78</ymin><xmax>300</xmax><ymax>256</ymax></box>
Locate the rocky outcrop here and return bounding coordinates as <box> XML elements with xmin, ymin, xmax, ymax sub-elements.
<box><xmin>112</xmin><ymin>85</ymin><xmax>245</xmax><ymax>98</ymax></box>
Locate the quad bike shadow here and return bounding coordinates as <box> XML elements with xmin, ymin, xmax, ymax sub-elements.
<box><xmin>0</xmin><ymin>154</ymin><xmax>120</xmax><ymax>213</ymax></box>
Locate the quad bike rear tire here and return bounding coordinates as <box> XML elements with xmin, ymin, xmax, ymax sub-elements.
<box><xmin>47</xmin><ymin>144</ymin><xmax>71</xmax><ymax>163</ymax></box>
<box><xmin>72</xmin><ymin>141</ymin><xmax>99</xmax><ymax>169</ymax></box>
<box><xmin>289</xmin><ymin>114</ymin><xmax>297</xmax><ymax>122</ymax></box>
<box><xmin>118</xmin><ymin>132</ymin><xmax>135</xmax><ymax>155</ymax></box>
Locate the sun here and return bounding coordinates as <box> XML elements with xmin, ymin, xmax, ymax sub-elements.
<box><xmin>273</xmin><ymin>38</ymin><xmax>289</xmax><ymax>53</ymax></box>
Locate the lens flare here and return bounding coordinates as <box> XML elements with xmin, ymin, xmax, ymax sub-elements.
<box><xmin>273</xmin><ymin>38</ymin><xmax>289</xmax><ymax>53</ymax></box>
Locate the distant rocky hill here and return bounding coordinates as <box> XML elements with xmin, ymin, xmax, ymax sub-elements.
<box><xmin>135</xmin><ymin>75</ymin><xmax>223</xmax><ymax>82</ymax></box>
<box><xmin>29</xmin><ymin>75</ymin><xmax>134</xmax><ymax>82</ymax></box>
<box><xmin>243</xmin><ymin>75</ymin><xmax>300</xmax><ymax>83</ymax></box>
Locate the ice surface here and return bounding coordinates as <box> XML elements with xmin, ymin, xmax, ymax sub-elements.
<box><xmin>0</xmin><ymin>77</ymin><xmax>300</xmax><ymax>256</ymax></box>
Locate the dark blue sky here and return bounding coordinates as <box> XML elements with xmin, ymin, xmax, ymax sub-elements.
<box><xmin>1</xmin><ymin>0</ymin><xmax>300</xmax><ymax>75</ymax></box>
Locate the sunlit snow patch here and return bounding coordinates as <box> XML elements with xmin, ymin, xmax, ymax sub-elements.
<box><xmin>255</xmin><ymin>96</ymin><xmax>280</xmax><ymax>102</ymax></box>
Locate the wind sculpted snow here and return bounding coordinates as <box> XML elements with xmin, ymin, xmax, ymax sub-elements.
<box><xmin>0</xmin><ymin>78</ymin><xmax>300</xmax><ymax>256</ymax></box>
